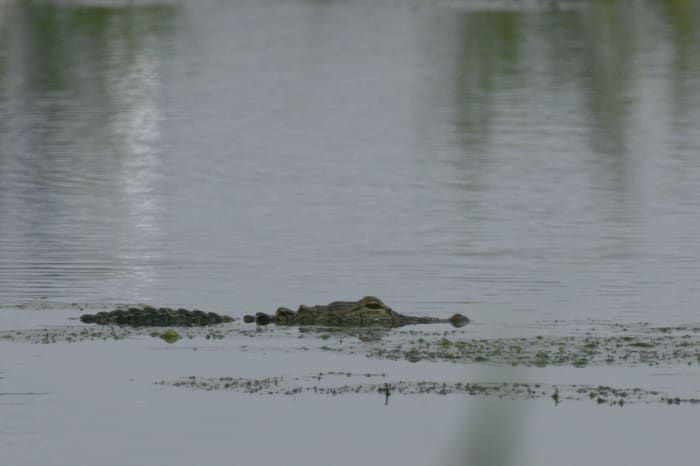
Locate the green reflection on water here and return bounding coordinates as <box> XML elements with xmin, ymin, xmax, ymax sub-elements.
<box><xmin>0</xmin><ymin>1</ymin><xmax>181</xmax><ymax>293</ymax></box>
<box><xmin>18</xmin><ymin>1</ymin><xmax>176</xmax><ymax>86</ymax></box>
<box><xmin>0</xmin><ymin>0</ymin><xmax>178</xmax><ymax>142</ymax></box>
<box><xmin>442</xmin><ymin>3</ymin><xmax>699</xmax><ymax>464</ymax></box>
<box><xmin>658</xmin><ymin>0</ymin><xmax>700</xmax><ymax>129</ymax></box>
<box><xmin>453</xmin><ymin>10</ymin><xmax>524</xmax><ymax>152</ymax></box>
<box><xmin>448</xmin><ymin>0</ymin><xmax>699</xmax><ymax>157</ymax></box>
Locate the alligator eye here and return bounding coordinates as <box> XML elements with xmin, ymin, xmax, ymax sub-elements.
<box><xmin>365</xmin><ymin>302</ymin><xmax>382</xmax><ymax>309</ymax></box>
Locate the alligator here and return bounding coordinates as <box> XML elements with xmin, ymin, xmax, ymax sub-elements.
<box><xmin>80</xmin><ymin>305</ymin><xmax>234</xmax><ymax>327</ymax></box>
<box><xmin>243</xmin><ymin>296</ymin><xmax>469</xmax><ymax>328</ymax></box>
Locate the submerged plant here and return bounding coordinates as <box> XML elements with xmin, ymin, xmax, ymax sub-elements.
<box><xmin>572</xmin><ymin>358</ymin><xmax>588</xmax><ymax>368</ymax></box>
<box><xmin>161</xmin><ymin>329</ymin><xmax>181</xmax><ymax>344</ymax></box>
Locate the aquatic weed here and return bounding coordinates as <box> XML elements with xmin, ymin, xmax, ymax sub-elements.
<box><xmin>161</xmin><ymin>329</ymin><xmax>180</xmax><ymax>344</ymax></box>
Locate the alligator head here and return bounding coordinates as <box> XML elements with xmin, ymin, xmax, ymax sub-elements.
<box><xmin>245</xmin><ymin>296</ymin><xmax>469</xmax><ymax>328</ymax></box>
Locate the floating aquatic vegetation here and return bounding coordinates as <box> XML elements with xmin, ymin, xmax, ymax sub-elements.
<box><xmin>5</xmin><ymin>316</ymin><xmax>700</xmax><ymax>407</ymax></box>
<box><xmin>0</xmin><ymin>322</ymin><xmax>271</xmax><ymax>344</ymax></box>
<box><xmin>156</xmin><ymin>372</ymin><xmax>700</xmax><ymax>406</ymax></box>
<box><xmin>159</xmin><ymin>329</ymin><xmax>181</xmax><ymax>344</ymax></box>
<box><xmin>364</xmin><ymin>331</ymin><xmax>700</xmax><ymax>368</ymax></box>
<box><xmin>4</xmin><ymin>318</ymin><xmax>700</xmax><ymax>371</ymax></box>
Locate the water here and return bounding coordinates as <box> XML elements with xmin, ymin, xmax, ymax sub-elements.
<box><xmin>1</xmin><ymin>0</ymin><xmax>700</xmax><ymax>464</ymax></box>
<box><xmin>2</xmin><ymin>0</ymin><xmax>700</xmax><ymax>323</ymax></box>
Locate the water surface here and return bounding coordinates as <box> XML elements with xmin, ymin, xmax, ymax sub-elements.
<box><xmin>1</xmin><ymin>0</ymin><xmax>700</xmax><ymax>464</ymax></box>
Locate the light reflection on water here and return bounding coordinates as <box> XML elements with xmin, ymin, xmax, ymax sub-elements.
<box><xmin>1</xmin><ymin>1</ymin><xmax>700</xmax><ymax>465</ymax></box>
<box><xmin>1</xmin><ymin>0</ymin><xmax>699</xmax><ymax>323</ymax></box>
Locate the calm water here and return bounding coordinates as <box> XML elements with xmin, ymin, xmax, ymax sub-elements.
<box><xmin>1</xmin><ymin>0</ymin><xmax>700</xmax><ymax>465</ymax></box>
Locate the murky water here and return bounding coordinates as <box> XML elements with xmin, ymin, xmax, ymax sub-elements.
<box><xmin>1</xmin><ymin>0</ymin><xmax>700</xmax><ymax>464</ymax></box>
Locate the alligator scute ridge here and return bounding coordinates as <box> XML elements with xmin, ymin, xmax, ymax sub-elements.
<box><xmin>80</xmin><ymin>305</ymin><xmax>234</xmax><ymax>327</ymax></box>
<box><xmin>243</xmin><ymin>296</ymin><xmax>469</xmax><ymax>328</ymax></box>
